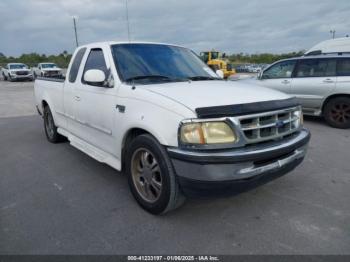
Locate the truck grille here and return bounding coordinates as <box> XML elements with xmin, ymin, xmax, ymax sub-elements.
<box><xmin>16</xmin><ymin>71</ymin><xmax>29</xmax><ymax>75</ymax></box>
<box><xmin>237</xmin><ymin>107</ymin><xmax>302</xmax><ymax>144</ymax></box>
<box><xmin>46</xmin><ymin>71</ymin><xmax>59</xmax><ymax>76</ymax></box>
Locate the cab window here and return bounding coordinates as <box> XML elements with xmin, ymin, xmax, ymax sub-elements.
<box><xmin>295</xmin><ymin>59</ymin><xmax>336</xmax><ymax>78</ymax></box>
<box><xmin>337</xmin><ymin>58</ymin><xmax>350</xmax><ymax>76</ymax></box>
<box><xmin>69</xmin><ymin>48</ymin><xmax>86</xmax><ymax>83</ymax></box>
<box><xmin>262</xmin><ymin>60</ymin><xmax>296</xmax><ymax>79</ymax></box>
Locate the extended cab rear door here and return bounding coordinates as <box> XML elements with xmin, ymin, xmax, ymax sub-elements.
<box><xmin>63</xmin><ymin>47</ymin><xmax>87</xmax><ymax>135</ymax></box>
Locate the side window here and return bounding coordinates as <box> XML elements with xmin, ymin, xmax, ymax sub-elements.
<box><xmin>296</xmin><ymin>59</ymin><xmax>336</xmax><ymax>78</ymax></box>
<box><xmin>337</xmin><ymin>59</ymin><xmax>350</xmax><ymax>76</ymax></box>
<box><xmin>82</xmin><ymin>48</ymin><xmax>108</xmax><ymax>86</ymax></box>
<box><xmin>69</xmin><ymin>47</ymin><xmax>86</xmax><ymax>83</ymax></box>
<box><xmin>262</xmin><ymin>60</ymin><xmax>296</xmax><ymax>79</ymax></box>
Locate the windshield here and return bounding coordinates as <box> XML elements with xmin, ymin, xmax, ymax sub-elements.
<box><xmin>41</xmin><ymin>63</ymin><xmax>57</xmax><ymax>68</ymax></box>
<box><xmin>9</xmin><ymin>64</ymin><xmax>27</xmax><ymax>70</ymax></box>
<box><xmin>211</xmin><ymin>52</ymin><xmax>220</xmax><ymax>60</ymax></box>
<box><xmin>111</xmin><ymin>44</ymin><xmax>219</xmax><ymax>84</ymax></box>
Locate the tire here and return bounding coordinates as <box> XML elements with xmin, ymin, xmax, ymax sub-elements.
<box><xmin>33</xmin><ymin>72</ymin><xmax>37</xmax><ymax>79</ymax></box>
<box><xmin>125</xmin><ymin>134</ymin><xmax>185</xmax><ymax>215</ymax></box>
<box><xmin>8</xmin><ymin>74</ymin><xmax>13</xmax><ymax>82</ymax></box>
<box><xmin>2</xmin><ymin>73</ymin><xmax>6</xmax><ymax>81</ymax></box>
<box><xmin>43</xmin><ymin>106</ymin><xmax>65</xmax><ymax>143</ymax></box>
<box><xmin>324</xmin><ymin>97</ymin><xmax>350</xmax><ymax>129</ymax></box>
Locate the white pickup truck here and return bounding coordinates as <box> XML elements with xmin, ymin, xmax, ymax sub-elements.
<box><xmin>32</xmin><ymin>63</ymin><xmax>63</xmax><ymax>78</ymax></box>
<box><xmin>34</xmin><ymin>42</ymin><xmax>310</xmax><ymax>214</ymax></box>
<box><xmin>2</xmin><ymin>63</ymin><xmax>33</xmax><ymax>81</ymax></box>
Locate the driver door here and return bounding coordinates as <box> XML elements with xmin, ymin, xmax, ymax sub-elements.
<box><xmin>75</xmin><ymin>46</ymin><xmax>117</xmax><ymax>155</ymax></box>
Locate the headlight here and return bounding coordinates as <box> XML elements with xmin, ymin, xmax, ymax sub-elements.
<box><xmin>180</xmin><ymin>121</ymin><xmax>237</xmax><ymax>145</ymax></box>
<box><xmin>292</xmin><ymin>107</ymin><xmax>303</xmax><ymax>128</ymax></box>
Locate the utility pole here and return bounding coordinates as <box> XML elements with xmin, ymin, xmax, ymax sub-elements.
<box><xmin>73</xmin><ymin>16</ymin><xmax>79</xmax><ymax>47</ymax></box>
<box><xmin>125</xmin><ymin>0</ymin><xmax>131</xmax><ymax>42</ymax></box>
<box><xmin>330</xmin><ymin>29</ymin><xmax>336</xmax><ymax>39</ymax></box>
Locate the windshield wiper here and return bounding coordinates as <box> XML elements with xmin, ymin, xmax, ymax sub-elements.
<box><xmin>125</xmin><ymin>75</ymin><xmax>187</xmax><ymax>83</ymax></box>
<box><xmin>187</xmin><ymin>76</ymin><xmax>219</xmax><ymax>81</ymax></box>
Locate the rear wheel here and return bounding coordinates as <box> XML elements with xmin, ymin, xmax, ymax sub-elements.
<box><xmin>324</xmin><ymin>97</ymin><xmax>350</xmax><ymax>129</ymax></box>
<box><xmin>125</xmin><ymin>134</ymin><xmax>185</xmax><ymax>214</ymax></box>
<box><xmin>43</xmin><ymin>106</ymin><xmax>65</xmax><ymax>143</ymax></box>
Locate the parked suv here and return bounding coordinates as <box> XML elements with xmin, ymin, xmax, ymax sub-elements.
<box><xmin>253</xmin><ymin>54</ymin><xmax>350</xmax><ymax>128</ymax></box>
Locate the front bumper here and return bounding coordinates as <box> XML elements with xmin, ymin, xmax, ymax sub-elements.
<box><xmin>11</xmin><ymin>74</ymin><xmax>33</xmax><ymax>80</ymax></box>
<box><xmin>168</xmin><ymin>128</ymin><xmax>310</xmax><ymax>197</ymax></box>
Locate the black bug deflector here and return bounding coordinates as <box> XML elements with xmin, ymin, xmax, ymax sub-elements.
<box><xmin>195</xmin><ymin>97</ymin><xmax>300</xmax><ymax>118</ymax></box>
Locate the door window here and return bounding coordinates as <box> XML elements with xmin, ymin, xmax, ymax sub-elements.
<box><xmin>337</xmin><ymin>59</ymin><xmax>350</xmax><ymax>76</ymax></box>
<box><xmin>69</xmin><ymin>48</ymin><xmax>86</xmax><ymax>83</ymax></box>
<box><xmin>295</xmin><ymin>59</ymin><xmax>336</xmax><ymax>78</ymax></box>
<box><xmin>262</xmin><ymin>60</ymin><xmax>296</xmax><ymax>79</ymax></box>
<box><xmin>82</xmin><ymin>48</ymin><xmax>108</xmax><ymax>86</ymax></box>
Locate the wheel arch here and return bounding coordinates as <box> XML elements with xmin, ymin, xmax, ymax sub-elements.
<box><xmin>121</xmin><ymin>128</ymin><xmax>153</xmax><ymax>169</ymax></box>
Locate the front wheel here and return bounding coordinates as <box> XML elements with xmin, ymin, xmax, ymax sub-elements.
<box><xmin>125</xmin><ymin>134</ymin><xmax>185</xmax><ymax>214</ymax></box>
<box><xmin>324</xmin><ymin>97</ymin><xmax>350</xmax><ymax>129</ymax></box>
<box><xmin>43</xmin><ymin>106</ymin><xmax>65</xmax><ymax>143</ymax></box>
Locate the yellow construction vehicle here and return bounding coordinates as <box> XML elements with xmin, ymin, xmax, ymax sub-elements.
<box><xmin>200</xmin><ymin>51</ymin><xmax>236</xmax><ymax>78</ymax></box>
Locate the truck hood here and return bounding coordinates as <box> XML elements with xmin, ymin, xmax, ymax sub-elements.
<box><xmin>141</xmin><ymin>80</ymin><xmax>290</xmax><ymax>112</ymax></box>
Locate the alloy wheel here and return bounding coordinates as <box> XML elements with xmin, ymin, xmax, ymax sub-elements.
<box><xmin>131</xmin><ymin>148</ymin><xmax>163</xmax><ymax>203</ymax></box>
<box><xmin>330</xmin><ymin>103</ymin><xmax>350</xmax><ymax>124</ymax></box>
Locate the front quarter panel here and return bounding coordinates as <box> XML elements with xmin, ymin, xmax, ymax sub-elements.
<box><xmin>113</xmin><ymin>84</ymin><xmax>196</xmax><ymax>161</ymax></box>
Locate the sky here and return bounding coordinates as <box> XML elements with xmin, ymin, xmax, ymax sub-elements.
<box><xmin>1</xmin><ymin>0</ymin><xmax>350</xmax><ymax>56</ymax></box>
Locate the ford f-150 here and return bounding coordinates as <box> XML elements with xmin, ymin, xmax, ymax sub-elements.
<box><xmin>34</xmin><ymin>42</ymin><xmax>310</xmax><ymax>214</ymax></box>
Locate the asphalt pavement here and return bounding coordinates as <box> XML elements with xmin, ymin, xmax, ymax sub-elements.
<box><xmin>0</xmin><ymin>81</ymin><xmax>349</xmax><ymax>255</ymax></box>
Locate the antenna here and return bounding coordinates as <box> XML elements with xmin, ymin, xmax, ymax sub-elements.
<box><xmin>72</xmin><ymin>16</ymin><xmax>79</xmax><ymax>47</ymax></box>
<box><xmin>125</xmin><ymin>0</ymin><xmax>131</xmax><ymax>42</ymax></box>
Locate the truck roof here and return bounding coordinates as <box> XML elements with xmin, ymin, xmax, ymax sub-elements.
<box><xmin>78</xmin><ymin>41</ymin><xmax>186</xmax><ymax>49</ymax></box>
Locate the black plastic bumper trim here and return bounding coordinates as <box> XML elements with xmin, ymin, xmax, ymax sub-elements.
<box><xmin>177</xmin><ymin>157</ymin><xmax>303</xmax><ymax>198</ymax></box>
<box><xmin>195</xmin><ymin>97</ymin><xmax>299</xmax><ymax>118</ymax></box>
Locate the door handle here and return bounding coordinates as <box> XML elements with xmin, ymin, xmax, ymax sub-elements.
<box><xmin>281</xmin><ymin>80</ymin><xmax>290</xmax><ymax>84</ymax></box>
<box><xmin>74</xmin><ymin>96</ymin><xmax>81</xmax><ymax>101</ymax></box>
<box><xmin>323</xmin><ymin>79</ymin><xmax>334</xmax><ymax>83</ymax></box>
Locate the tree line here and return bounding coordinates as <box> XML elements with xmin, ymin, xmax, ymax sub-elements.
<box><xmin>0</xmin><ymin>50</ymin><xmax>306</xmax><ymax>68</ymax></box>
<box><xmin>0</xmin><ymin>51</ymin><xmax>72</xmax><ymax>68</ymax></box>
<box><xmin>227</xmin><ymin>51</ymin><xmax>305</xmax><ymax>64</ymax></box>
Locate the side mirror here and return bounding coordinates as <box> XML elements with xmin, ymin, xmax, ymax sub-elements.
<box><xmin>83</xmin><ymin>69</ymin><xmax>106</xmax><ymax>86</ymax></box>
<box><xmin>216</xmin><ymin>69</ymin><xmax>224</xmax><ymax>79</ymax></box>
